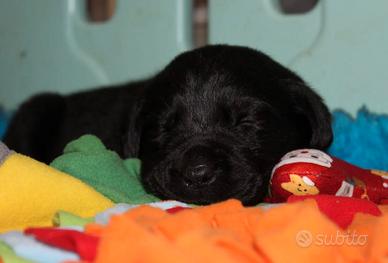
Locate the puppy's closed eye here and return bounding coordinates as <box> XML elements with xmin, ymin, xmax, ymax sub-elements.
<box><xmin>232</xmin><ymin>102</ymin><xmax>275</xmax><ymax>130</ymax></box>
<box><xmin>234</xmin><ymin>114</ymin><xmax>263</xmax><ymax>127</ymax></box>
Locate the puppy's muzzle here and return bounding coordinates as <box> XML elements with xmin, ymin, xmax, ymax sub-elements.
<box><xmin>175</xmin><ymin>144</ymin><xmax>222</xmax><ymax>189</ymax></box>
<box><xmin>183</xmin><ymin>164</ymin><xmax>215</xmax><ymax>187</ymax></box>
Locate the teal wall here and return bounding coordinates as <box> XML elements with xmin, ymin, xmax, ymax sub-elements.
<box><xmin>0</xmin><ymin>0</ymin><xmax>193</xmax><ymax>110</ymax></box>
<box><xmin>209</xmin><ymin>0</ymin><xmax>388</xmax><ymax>115</ymax></box>
<box><xmin>1</xmin><ymin>0</ymin><xmax>387</xmax><ymax>115</ymax></box>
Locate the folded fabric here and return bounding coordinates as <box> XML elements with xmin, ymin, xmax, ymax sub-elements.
<box><xmin>53</xmin><ymin>212</ymin><xmax>94</xmax><ymax>229</ymax></box>
<box><xmin>0</xmin><ymin>241</ymin><xmax>33</xmax><ymax>263</ymax></box>
<box><xmin>55</xmin><ymin>201</ymin><xmax>191</xmax><ymax>228</ymax></box>
<box><xmin>288</xmin><ymin>195</ymin><xmax>382</xmax><ymax>228</ymax></box>
<box><xmin>24</xmin><ymin>201</ymin><xmax>191</xmax><ymax>262</ymax></box>
<box><xmin>50</xmin><ymin>134</ymin><xmax>159</xmax><ymax>204</ymax></box>
<box><xmin>75</xmin><ymin>199</ymin><xmax>385</xmax><ymax>263</ymax></box>
<box><xmin>0</xmin><ymin>140</ymin><xmax>114</xmax><ymax>232</ymax></box>
<box><xmin>0</xmin><ymin>231</ymin><xmax>79</xmax><ymax>263</ymax></box>
<box><xmin>25</xmin><ymin>228</ymin><xmax>98</xmax><ymax>262</ymax></box>
<box><xmin>1</xmin><ymin>198</ymin><xmax>386</xmax><ymax>263</ymax></box>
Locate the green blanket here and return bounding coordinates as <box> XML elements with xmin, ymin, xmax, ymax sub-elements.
<box><xmin>50</xmin><ymin>134</ymin><xmax>159</xmax><ymax>204</ymax></box>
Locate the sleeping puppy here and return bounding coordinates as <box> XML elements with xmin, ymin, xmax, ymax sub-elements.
<box><xmin>4</xmin><ymin>45</ymin><xmax>332</xmax><ymax>205</ymax></box>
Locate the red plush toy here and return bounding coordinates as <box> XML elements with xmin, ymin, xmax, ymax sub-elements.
<box><xmin>268</xmin><ymin>149</ymin><xmax>388</xmax><ymax>204</ymax></box>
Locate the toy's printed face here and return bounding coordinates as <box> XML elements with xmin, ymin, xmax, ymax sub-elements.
<box><xmin>281</xmin><ymin>174</ymin><xmax>320</xmax><ymax>196</ymax></box>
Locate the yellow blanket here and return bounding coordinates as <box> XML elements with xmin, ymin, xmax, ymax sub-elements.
<box><xmin>0</xmin><ymin>152</ymin><xmax>113</xmax><ymax>232</ymax></box>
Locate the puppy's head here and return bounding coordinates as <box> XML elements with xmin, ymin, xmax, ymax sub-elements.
<box><xmin>127</xmin><ymin>45</ymin><xmax>332</xmax><ymax>205</ymax></box>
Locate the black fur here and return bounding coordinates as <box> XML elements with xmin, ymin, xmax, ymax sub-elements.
<box><xmin>4</xmin><ymin>45</ymin><xmax>332</xmax><ymax>205</ymax></box>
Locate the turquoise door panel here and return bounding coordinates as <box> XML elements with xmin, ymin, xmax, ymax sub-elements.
<box><xmin>0</xmin><ymin>0</ymin><xmax>193</xmax><ymax>110</ymax></box>
<box><xmin>210</xmin><ymin>0</ymin><xmax>322</xmax><ymax>65</ymax></box>
<box><xmin>209</xmin><ymin>0</ymin><xmax>388</xmax><ymax>115</ymax></box>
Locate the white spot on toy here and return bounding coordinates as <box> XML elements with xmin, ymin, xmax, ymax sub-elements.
<box><xmin>335</xmin><ymin>181</ymin><xmax>354</xmax><ymax>197</ymax></box>
<box><xmin>302</xmin><ymin>176</ymin><xmax>315</xmax><ymax>186</ymax></box>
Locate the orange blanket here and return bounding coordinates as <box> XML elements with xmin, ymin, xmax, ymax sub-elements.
<box><xmin>79</xmin><ymin>199</ymin><xmax>388</xmax><ymax>263</ymax></box>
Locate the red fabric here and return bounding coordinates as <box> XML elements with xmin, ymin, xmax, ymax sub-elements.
<box><xmin>25</xmin><ymin>227</ymin><xmax>99</xmax><ymax>261</ymax></box>
<box><xmin>288</xmin><ymin>195</ymin><xmax>382</xmax><ymax>228</ymax></box>
<box><xmin>166</xmin><ymin>206</ymin><xmax>190</xmax><ymax>214</ymax></box>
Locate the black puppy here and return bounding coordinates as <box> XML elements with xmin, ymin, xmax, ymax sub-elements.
<box><xmin>4</xmin><ymin>45</ymin><xmax>332</xmax><ymax>205</ymax></box>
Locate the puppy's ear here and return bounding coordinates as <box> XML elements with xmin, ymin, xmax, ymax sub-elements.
<box><xmin>282</xmin><ymin>79</ymin><xmax>333</xmax><ymax>149</ymax></box>
<box><xmin>123</xmin><ymin>98</ymin><xmax>144</xmax><ymax>157</ymax></box>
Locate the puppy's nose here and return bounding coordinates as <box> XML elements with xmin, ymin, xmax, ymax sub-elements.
<box><xmin>183</xmin><ymin>164</ymin><xmax>215</xmax><ymax>187</ymax></box>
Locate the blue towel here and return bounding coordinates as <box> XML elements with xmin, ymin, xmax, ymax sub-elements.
<box><xmin>0</xmin><ymin>107</ymin><xmax>9</xmax><ymax>139</ymax></box>
<box><xmin>328</xmin><ymin>107</ymin><xmax>388</xmax><ymax>170</ymax></box>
